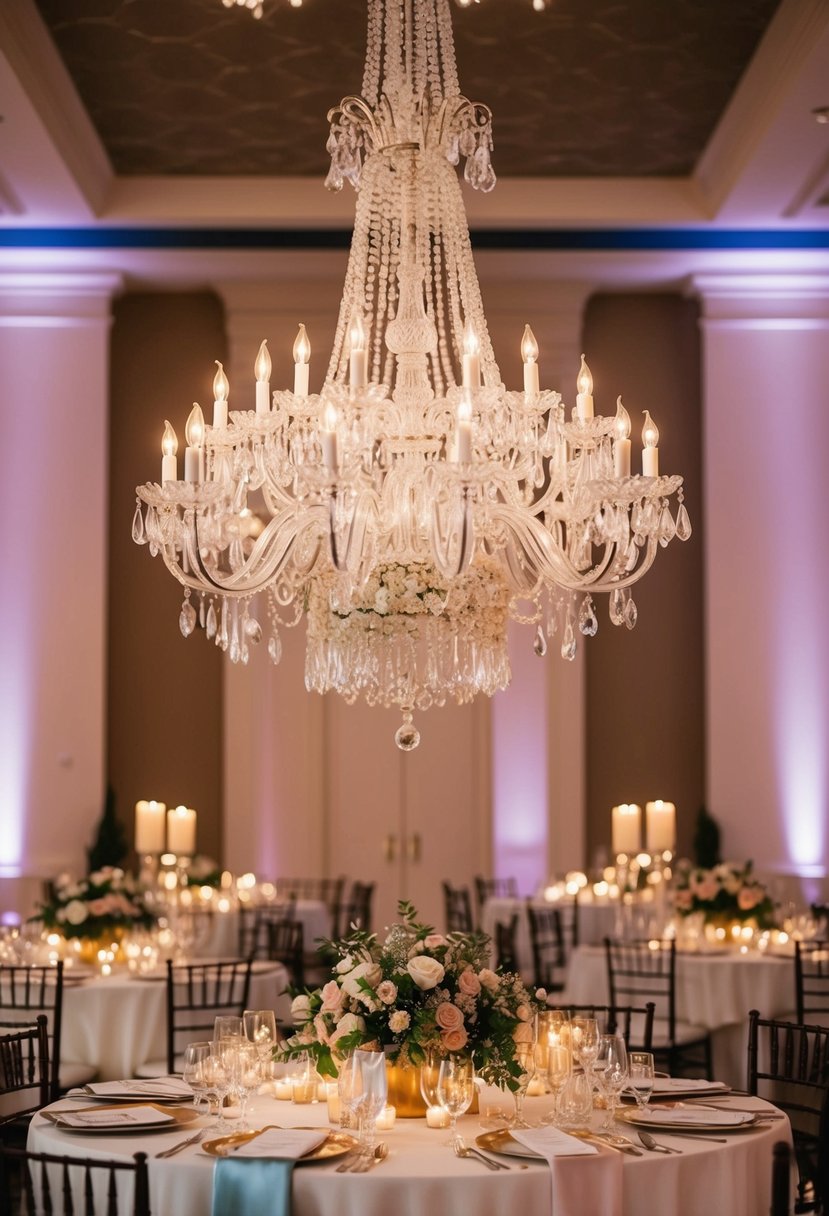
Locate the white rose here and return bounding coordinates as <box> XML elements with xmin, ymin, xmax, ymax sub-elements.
<box><xmin>407</xmin><ymin>955</ymin><xmax>445</xmax><ymax>991</ymax></box>
<box><xmin>330</xmin><ymin>1012</ymin><xmax>366</xmax><ymax>1046</ymax></box>
<box><xmin>63</xmin><ymin>900</ymin><xmax>89</xmax><ymax>926</ymax></box>
<box><xmin>290</xmin><ymin>994</ymin><xmax>312</xmax><ymax>1024</ymax></box>
<box><xmin>341</xmin><ymin>961</ymin><xmax>382</xmax><ymax>999</ymax></box>
<box><xmin>336</xmin><ymin>954</ymin><xmax>355</xmax><ymax>974</ymax></box>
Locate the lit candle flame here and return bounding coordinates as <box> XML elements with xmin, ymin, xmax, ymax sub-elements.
<box><xmin>161</xmin><ymin>420</ymin><xmax>178</xmax><ymax>457</ymax></box>
<box><xmin>521</xmin><ymin>324</ymin><xmax>539</xmax><ymax>364</ymax></box>
<box><xmin>185</xmin><ymin>403</ymin><xmax>205</xmax><ymax>447</ymax></box>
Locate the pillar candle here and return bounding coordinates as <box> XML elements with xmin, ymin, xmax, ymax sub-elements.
<box><xmin>135</xmin><ymin>800</ymin><xmax>166</xmax><ymax>854</ymax></box>
<box><xmin>645</xmin><ymin>800</ymin><xmax>676</xmax><ymax>852</ymax></box>
<box><xmin>167</xmin><ymin>805</ymin><xmax>196</xmax><ymax>856</ymax></box>
<box><xmin>611</xmin><ymin>803</ymin><xmax>641</xmax><ymax>855</ymax></box>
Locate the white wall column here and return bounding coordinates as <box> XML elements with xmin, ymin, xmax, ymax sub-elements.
<box><xmin>0</xmin><ymin>270</ymin><xmax>120</xmax><ymax>916</ymax></box>
<box><xmin>693</xmin><ymin>273</ymin><xmax>829</xmax><ymax>903</ymax></box>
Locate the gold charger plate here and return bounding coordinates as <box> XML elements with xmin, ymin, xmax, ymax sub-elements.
<box><xmin>44</xmin><ymin>1103</ymin><xmax>200</xmax><ymax>1135</ymax></box>
<box><xmin>202</xmin><ymin>1126</ymin><xmax>359</xmax><ymax>1162</ymax></box>
<box><xmin>476</xmin><ymin>1130</ymin><xmax>546</xmax><ymax>1161</ymax></box>
<box><xmin>618</xmin><ymin>1106</ymin><xmax>758</xmax><ymax>1133</ymax></box>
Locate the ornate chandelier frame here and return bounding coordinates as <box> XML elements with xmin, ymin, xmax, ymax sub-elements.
<box><xmin>135</xmin><ymin>0</ymin><xmax>690</xmax><ymax>748</ymax></box>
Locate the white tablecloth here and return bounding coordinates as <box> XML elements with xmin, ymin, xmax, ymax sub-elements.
<box><xmin>28</xmin><ymin>1087</ymin><xmax>790</xmax><ymax>1216</ymax></box>
<box><xmin>564</xmin><ymin>945</ymin><xmax>794</xmax><ymax>1086</ymax></box>
<box><xmin>61</xmin><ymin>963</ymin><xmax>290</xmax><ymax>1081</ymax></box>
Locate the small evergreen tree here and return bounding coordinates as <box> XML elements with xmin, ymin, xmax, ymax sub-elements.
<box><xmin>692</xmin><ymin>806</ymin><xmax>721</xmax><ymax>869</ymax></box>
<box><xmin>87</xmin><ymin>785</ymin><xmax>129</xmax><ymax>873</ymax></box>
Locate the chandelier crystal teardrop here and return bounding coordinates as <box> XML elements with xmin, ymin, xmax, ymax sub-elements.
<box><xmin>135</xmin><ymin>0</ymin><xmax>690</xmax><ymax>748</ymax></box>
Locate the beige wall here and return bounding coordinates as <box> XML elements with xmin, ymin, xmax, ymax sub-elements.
<box><xmin>583</xmin><ymin>294</ymin><xmax>705</xmax><ymax>865</ymax></box>
<box><xmin>108</xmin><ymin>293</ymin><xmax>225</xmax><ymax>864</ymax></box>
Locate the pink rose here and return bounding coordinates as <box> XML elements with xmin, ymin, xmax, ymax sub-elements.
<box><xmin>441</xmin><ymin>1026</ymin><xmax>469</xmax><ymax>1052</ymax></box>
<box><xmin>458</xmin><ymin>969</ymin><xmax>481</xmax><ymax>997</ymax></box>
<box><xmin>477</xmin><ymin>968</ymin><xmax>500</xmax><ymax>992</ymax></box>
<box><xmin>738</xmin><ymin>885</ymin><xmax>762</xmax><ymax>911</ymax></box>
<box><xmin>512</xmin><ymin>1021</ymin><xmax>534</xmax><ymax>1044</ymax></box>
<box><xmin>435</xmin><ymin>1001</ymin><xmax>464</xmax><ymax>1032</ymax></box>
<box><xmin>320</xmin><ymin>980</ymin><xmax>344</xmax><ymax>1012</ymax></box>
<box><xmin>691</xmin><ymin>873</ymin><xmax>719</xmax><ymax>902</ymax></box>
<box><xmin>313</xmin><ymin>1013</ymin><xmax>330</xmax><ymax>1044</ymax></box>
<box><xmin>515</xmin><ymin>1004</ymin><xmax>532</xmax><ymax>1022</ymax></box>
<box><xmin>674</xmin><ymin>889</ymin><xmax>693</xmax><ymax>911</ymax></box>
<box><xmin>376</xmin><ymin>980</ymin><xmax>398</xmax><ymax>1005</ymax></box>
<box><xmin>424</xmin><ymin>934</ymin><xmax>447</xmax><ymax>950</ymax></box>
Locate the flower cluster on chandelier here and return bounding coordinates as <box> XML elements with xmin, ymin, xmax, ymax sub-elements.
<box><xmin>135</xmin><ymin>0</ymin><xmax>690</xmax><ymax>749</ymax></box>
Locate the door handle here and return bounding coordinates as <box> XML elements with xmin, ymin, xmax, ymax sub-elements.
<box><xmin>383</xmin><ymin>834</ymin><xmax>397</xmax><ymax>862</ymax></box>
<box><xmin>407</xmin><ymin>833</ymin><xmax>421</xmax><ymax>863</ymax></box>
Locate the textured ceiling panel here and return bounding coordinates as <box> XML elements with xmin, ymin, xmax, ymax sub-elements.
<box><xmin>34</xmin><ymin>0</ymin><xmax>781</xmax><ymax>178</ymax></box>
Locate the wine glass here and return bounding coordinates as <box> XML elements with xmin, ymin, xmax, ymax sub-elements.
<box><xmin>182</xmin><ymin>1041</ymin><xmax>211</xmax><ymax>1116</ymax></box>
<box><xmin>570</xmin><ymin>1016</ymin><xmax>600</xmax><ymax>1087</ymax></box>
<box><xmin>557</xmin><ymin>1071</ymin><xmax>594</xmax><ymax>1131</ymax></box>
<box><xmin>338</xmin><ymin>1051</ymin><xmax>387</xmax><ymax>1157</ymax></box>
<box><xmin>244</xmin><ymin>1009</ymin><xmax>278</xmax><ymax>1080</ymax></box>
<box><xmin>511</xmin><ymin>1040</ymin><xmax>538</xmax><ymax>1128</ymax></box>
<box><xmin>225</xmin><ymin>1040</ymin><xmax>260</xmax><ymax>1130</ymax></box>
<box><xmin>437</xmin><ymin>1057</ymin><xmax>475</xmax><ymax>1147</ymax></box>
<box><xmin>596</xmin><ymin>1034</ymin><xmax>628</xmax><ymax>1130</ymax></box>
<box><xmin>203</xmin><ymin>1042</ymin><xmax>231</xmax><ymax>1130</ymax></box>
<box><xmin>419</xmin><ymin>1046</ymin><xmax>442</xmax><ymax>1112</ymax></box>
<box><xmin>540</xmin><ymin>1041</ymin><xmax>572</xmax><ymax>1126</ymax></box>
<box><xmin>627</xmin><ymin>1051</ymin><xmax>655</xmax><ymax>1112</ymax></box>
<box><xmin>214</xmin><ymin>1015</ymin><xmax>244</xmax><ymax>1043</ymax></box>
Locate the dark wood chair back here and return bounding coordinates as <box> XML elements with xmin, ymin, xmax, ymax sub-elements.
<box><xmin>0</xmin><ymin>964</ymin><xmax>65</xmax><ymax>1101</ymax></box>
<box><xmin>474</xmin><ymin>876</ymin><xmax>518</xmax><ymax>926</ymax></box>
<box><xmin>0</xmin><ymin>1145</ymin><xmax>150</xmax><ymax>1216</ymax></box>
<box><xmin>770</xmin><ymin>1140</ymin><xmax>792</xmax><ymax>1216</ymax></box>
<box><xmin>527</xmin><ymin>905</ymin><xmax>566</xmax><ymax>993</ymax></box>
<box><xmin>0</xmin><ymin>1016</ymin><xmax>50</xmax><ymax>1125</ymax></box>
<box><xmin>747</xmin><ymin>1010</ymin><xmax>829</xmax><ymax>1214</ymax></box>
<box><xmin>442</xmin><ymin>883</ymin><xmax>474</xmax><ymax>935</ymax></box>
<box><xmin>546</xmin><ymin>1002</ymin><xmax>656</xmax><ymax>1051</ymax></box>
<box><xmin>275</xmin><ymin>877</ymin><xmax>344</xmax><ymax>929</ymax></box>
<box><xmin>238</xmin><ymin>902</ymin><xmax>298</xmax><ymax>960</ymax></box>
<box><xmin>337</xmin><ymin>882</ymin><xmax>375</xmax><ymax>937</ymax></box>
<box><xmin>165</xmin><ymin>958</ymin><xmax>252</xmax><ymax>1074</ymax></box>
<box><xmin>795</xmin><ymin>939</ymin><xmax>829</xmax><ymax>1023</ymax></box>
<box><xmin>494</xmin><ymin>915</ymin><xmax>520</xmax><ymax>973</ymax></box>
<box><xmin>264</xmin><ymin>920</ymin><xmax>305</xmax><ymax>989</ymax></box>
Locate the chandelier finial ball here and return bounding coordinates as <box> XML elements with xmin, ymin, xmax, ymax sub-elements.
<box><xmin>395</xmin><ymin>714</ymin><xmax>421</xmax><ymax>751</ymax></box>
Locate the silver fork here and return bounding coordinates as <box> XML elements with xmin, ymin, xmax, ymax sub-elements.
<box><xmin>155</xmin><ymin>1129</ymin><xmax>205</xmax><ymax>1158</ymax></box>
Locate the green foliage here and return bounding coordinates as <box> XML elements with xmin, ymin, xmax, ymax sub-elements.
<box><xmin>692</xmin><ymin>806</ymin><xmax>721</xmax><ymax>869</ymax></box>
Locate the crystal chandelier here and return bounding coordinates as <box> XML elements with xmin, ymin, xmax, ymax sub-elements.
<box><xmin>135</xmin><ymin>0</ymin><xmax>690</xmax><ymax>749</ymax></box>
<box><xmin>223</xmin><ymin>0</ymin><xmax>548</xmax><ymax>18</ymax></box>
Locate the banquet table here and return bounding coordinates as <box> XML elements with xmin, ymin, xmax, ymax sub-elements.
<box><xmin>481</xmin><ymin>898</ymin><xmax>619</xmax><ymax>973</ymax></box>
<box><xmin>60</xmin><ymin>961</ymin><xmax>290</xmax><ymax>1081</ymax></box>
<box><xmin>199</xmin><ymin>901</ymin><xmax>331</xmax><ymax>960</ymax></box>
<box><xmin>563</xmin><ymin>945</ymin><xmax>795</xmax><ymax>1088</ymax></box>
<box><xmin>27</xmin><ymin>1085</ymin><xmax>791</xmax><ymax>1216</ymax></box>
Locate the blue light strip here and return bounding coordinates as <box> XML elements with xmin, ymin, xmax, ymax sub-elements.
<box><xmin>0</xmin><ymin>228</ymin><xmax>827</xmax><ymax>251</ymax></box>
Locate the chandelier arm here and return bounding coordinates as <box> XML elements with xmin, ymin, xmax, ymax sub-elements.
<box><xmin>429</xmin><ymin>483</ymin><xmax>474</xmax><ymax>579</ymax></box>
<box><xmin>327</xmin><ymin>487</ymin><xmax>380</xmax><ymax>574</ymax></box>
<box><xmin>183</xmin><ymin>504</ymin><xmax>325</xmax><ymax>596</ymax></box>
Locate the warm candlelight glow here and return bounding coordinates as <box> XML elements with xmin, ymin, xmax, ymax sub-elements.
<box><xmin>161</xmin><ymin>421</ymin><xmax>178</xmax><ymax>457</ymax></box>
<box><xmin>185</xmin><ymin>403</ymin><xmax>205</xmax><ymax>447</ymax></box>
<box><xmin>576</xmin><ymin>353</ymin><xmax>593</xmax><ymax>398</ymax></box>
<box><xmin>255</xmin><ymin>340</ymin><xmax>272</xmax><ymax>383</ymax></box>
<box><xmin>293</xmin><ymin>324</ymin><xmax>310</xmax><ymax>365</ymax></box>
<box><xmin>349</xmin><ymin>311</ymin><xmax>366</xmax><ymax>353</ymax></box>
<box><xmin>521</xmin><ymin>324</ymin><xmax>538</xmax><ymax>364</ymax></box>
<box><xmin>642</xmin><ymin>410</ymin><xmax>659</xmax><ymax>449</ymax></box>
<box><xmin>463</xmin><ymin>319</ymin><xmax>480</xmax><ymax>357</ymax></box>
<box><xmin>614</xmin><ymin>396</ymin><xmax>631</xmax><ymax>441</ymax></box>
<box><xmin>213</xmin><ymin>361</ymin><xmax>229</xmax><ymax>401</ymax></box>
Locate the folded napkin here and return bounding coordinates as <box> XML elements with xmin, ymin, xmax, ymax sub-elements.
<box><xmin>86</xmin><ymin>1077</ymin><xmax>192</xmax><ymax>1099</ymax></box>
<box><xmin>651</xmin><ymin>1078</ymin><xmax>728</xmax><ymax>1095</ymax></box>
<box><xmin>638</xmin><ymin>1106</ymin><xmax>753</xmax><ymax>1127</ymax></box>
<box><xmin>212</xmin><ymin>1129</ymin><xmax>327</xmax><ymax>1216</ymax></box>
<box><xmin>54</xmin><ymin>1105</ymin><xmax>174</xmax><ymax>1129</ymax></box>
<box><xmin>512</xmin><ymin>1127</ymin><xmax>622</xmax><ymax>1216</ymax></box>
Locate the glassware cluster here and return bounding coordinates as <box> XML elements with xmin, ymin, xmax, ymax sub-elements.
<box><xmin>135</xmin><ymin>0</ymin><xmax>690</xmax><ymax>747</ymax></box>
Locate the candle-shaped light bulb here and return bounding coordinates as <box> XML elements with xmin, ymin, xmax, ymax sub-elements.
<box><xmin>613</xmin><ymin>396</ymin><xmax>631</xmax><ymax>477</ymax></box>
<box><xmin>576</xmin><ymin>353</ymin><xmax>594</xmax><ymax>420</ymax></box>
<box><xmin>462</xmin><ymin>319</ymin><xmax>481</xmax><ymax>389</ymax></box>
<box><xmin>293</xmin><ymin>324</ymin><xmax>310</xmax><ymax>395</ymax></box>
<box><xmin>161</xmin><ymin>421</ymin><xmax>178</xmax><ymax>484</ymax></box>
<box><xmin>185</xmin><ymin>402</ymin><xmax>204</xmax><ymax>447</ymax></box>
<box><xmin>254</xmin><ymin>340</ymin><xmax>271</xmax><ymax>415</ymax></box>
<box><xmin>184</xmin><ymin>403</ymin><xmax>204</xmax><ymax>483</ymax></box>
<box><xmin>212</xmin><ymin>361</ymin><xmax>229</xmax><ymax>428</ymax></box>
<box><xmin>641</xmin><ymin>410</ymin><xmax>659</xmax><ymax>476</ymax></box>
<box><xmin>213</xmin><ymin>360</ymin><xmax>229</xmax><ymax>402</ymax></box>
<box><xmin>320</xmin><ymin>401</ymin><xmax>339</xmax><ymax>471</ymax></box>
<box><xmin>349</xmin><ymin>312</ymin><xmax>367</xmax><ymax>390</ymax></box>
<box><xmin>521</xmin><ymin>323</ymin><xmax>540</xmax><ymax>398</ymax></box>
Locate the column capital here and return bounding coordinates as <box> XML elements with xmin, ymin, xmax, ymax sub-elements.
<box><xmin>688</xmin><ymin>272</ymin><xmax>829</xmax><ymax>325</ymax></box>
<box><xmin>0</xmin><ymin>270</ymin><xmax>122</xmax><ymax>326</ymax></box>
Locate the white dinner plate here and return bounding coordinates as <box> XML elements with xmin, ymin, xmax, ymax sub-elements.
<box><xmin>44</xmin><ymin>1103</ymin><xmax>200</xmax><ymax>1135</ymax></box>
<box><xmin>620</xmin><ymin>1103</ymin><xmax>758</xmax><ymax>1132</ymax></box>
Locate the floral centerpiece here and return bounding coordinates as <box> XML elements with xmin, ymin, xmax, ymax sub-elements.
<box><xmin>37</xmin><ymin>867</ymin><xmax>156</xmax><ymax>945</ymax></box>
<box><xmin>672</xmin><ymin>860</ymin><xmax>775</xmax><ymax>928</ymax></box>
<box><xmin>280</xmin><ymin>901</ymin><xmax>545</xmax><ymax>1093</ymax></box>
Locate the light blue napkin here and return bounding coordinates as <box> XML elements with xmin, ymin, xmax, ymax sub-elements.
<box><xmin>212</xmin><ymin>1128</ymin><xmax>326</xmax><ymax>1216</ymax></box>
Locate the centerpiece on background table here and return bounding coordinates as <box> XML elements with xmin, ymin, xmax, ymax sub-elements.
<box><xmin>36</xmin><ymin>866</ymin><xmax>156</xmax><ymax>962</ymax></box>
<box><xmin>672</xmin><ymin>859</ymin><xmax>775</xmax><ymax>931</ymax></box>
<box><xmin>279</xmin><ymin>900</ymin><xmax>545</xmax><ymax>1116</ymax></box>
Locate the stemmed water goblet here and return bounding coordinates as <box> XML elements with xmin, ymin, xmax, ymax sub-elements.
<box><xmin>570</xmin><ymin>1016</ymin><xmax>600</xmax><ymax>1089</ymax></box>
<box><xmin>540</xmin><ymin>1039</ymin><xmax>572</xmax><ymax>1126</ymax></box>
<box><xmin>437</xmin><ymin>1057</ymin><xmax>475</xmax><ymax>1147</ymax></box>
<box><xmin>223</xmin><ymin>1039</ymin><xmax>260</xmax><ymax>1130</ymax></box>
<box><xmin>596</xmin><ymin>1034</ymin><xmax>629</xmax><ymax>1130</ymax></box>
<box><xmin>182</xmin><ymin>1041</ymin><xmax>211</xmax><ymax>1116</ymax></box>
<box><xmin>511</xmin><ymin>1040</ymin><xmax>538</xmax><ymax>1129</ymax></box>
<box><xmin>244</xmin><ymin>1009</ymin><xmax>278</xmax><ymax>1081</ymax></box>
<box><xmin>627</xmin><ymin>1051</ymin><xmax>655</xmax><ymax>1112</ymax></box>
<box><xmin>203</xmin><ymin>1042</ymin><xmax>231</xmax><ymax>1130</ymax></box>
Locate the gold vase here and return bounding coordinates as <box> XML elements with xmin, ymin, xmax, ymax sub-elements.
<box><xmin>385</xmin><ymin>1062</ymin><xmax>428</xmax><ymax>1118</ymax></box>
<box><xmin>73</xmin><ymin>926</ymin><xmax>126</xmax><ymax>965</ymax></box>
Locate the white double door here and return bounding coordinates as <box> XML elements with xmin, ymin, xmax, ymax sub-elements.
<box><xmin>325</xmin><ymin>698</ymin><xmax>492</xmax><ymax>933</ymax></box>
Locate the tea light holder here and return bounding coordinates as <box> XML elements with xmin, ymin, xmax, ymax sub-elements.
<box><xmin>375</xmin><ymin>1104</ymin><xmax>396</xmax><ymax>1131</ymax></box>
<box><xmin>425</xmin><ymin>1105</ymin><xmax>451</xmax><ymax>1128</ymax></box>
<box><xmin>274</xmin><ymin>1078</ymin><xmax>293</xmax><ymax>1100</ymax></box>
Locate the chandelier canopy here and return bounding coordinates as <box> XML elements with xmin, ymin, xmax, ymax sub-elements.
<box><xmin>135</xmin><ymin>0</ymin><xmax>690</xmax><ymax>748</ymax></box>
